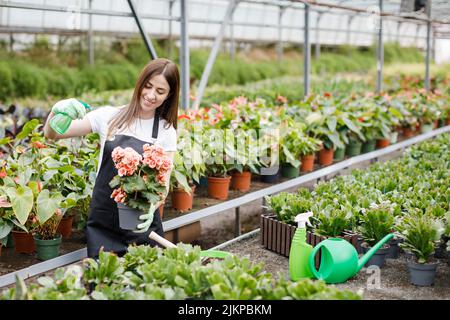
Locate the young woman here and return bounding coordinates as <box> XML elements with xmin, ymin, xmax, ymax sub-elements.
<box><xmin>44</xmin><ymin>58</ymin><xmax>179</xmax><ymax>258</ymax></box>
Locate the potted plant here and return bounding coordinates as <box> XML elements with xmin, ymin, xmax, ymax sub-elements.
<box><xmin>341</xmin><ymin>115</ymin><xmax>365</xmax><ymax>157</ymax></box>
<box><xmin>109</xmin><ymin>144</ymin><xmax>172</xmax><ymax>230</ymax></box>
<box><xmin>397</xmin><ymin>212</ymin><xmax>444</xmax><ymax>286</ymax></box>
<box><xmin>170</xmin><ymin>151</ymin><xmax>195</xmax><ymax>213</ymax></box>
<box><xmin>1</xmin><ymin>178</ymin><xmax>68</xmax><ymax>255</ymax></box>
<box><xmin>279</xmin><ymin>121</ymin><xmax>303</xmax><ymax>178</ymax></box>
<box><xmin>32</xmin><ymin>208</ymin><xmax>64</xmax><ymax>261</ymax></box>
<box><xmin>333</xmin><ymin>127</ymin><xmax>349</xmax><ymax>161</ymax></box>
<box><xmin>205</xmin><ymin>161</ymin><xmax>233</xmax><ymax>200</ymax></box>
<box><xmin>307</xmin><ymin>111</ymin><xmax>345</xmax><ymax>166</ymax></box>
<box><xmin>0</xmin><ymin>196</ymin><xmax>14</xmax><ymax>254</ymax></box>
<box><xmin>0</xmin><ymin>178</ymin><xmax>38</xmax><ymax>254</ymax></box>
<box><xmin>228</xmin><ymin>129</ymin><xmax>260</xmax><ymax>192</ymax></box>
<box><xmin>312</xmin><ymin>208</ymin><xmax>355</xmax><ymax>239</ymax></box>
<box><xmin>258</xmin><ymin>126</ymin><xmax>281</xmax><ymax>183</ymax></box>
<box><xmin>357</xmin><ymin>201</ymin><xmax>395</xmax><ymax>267</ymax></box>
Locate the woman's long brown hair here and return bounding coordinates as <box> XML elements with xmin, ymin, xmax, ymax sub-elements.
<box><xmin>107</xmin><ymin>58</ymin><xmax>179</xmax><ymax>140</ymax></box>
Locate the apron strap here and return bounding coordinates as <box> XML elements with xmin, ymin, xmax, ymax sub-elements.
<box><xmin>152</xmin><ymin>111</ymin><xmax>159</xmax><ymax>139</ymax></box>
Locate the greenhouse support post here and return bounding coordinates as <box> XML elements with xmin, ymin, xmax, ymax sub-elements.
<box><xmin>425</xmin><ymin>0</ymin><xmax>432</xmax><ymax>91</ymax></box>
<box><xmin>127</xmin><ymin>0</ymin><xmax>158</xmax><ymax>60</ymax></box>
<box><xmin>304</xmin><ymin>2</ymin><xmax>310</xmax><ymax>97</ymax></box>
<box><xmin>376</xmin><ymin>0</ymin><xmax>383</xmax><ymax>94</ymax></box>
<box><xmin>192</xmin><ymin>0</ymin><xmax>238</xmax><ymax>110</ymax></box>
<box><xmin>168</xmin><ymin>0</ymin><xmax>175</xmax><ymax>60</ymax></box>
<box><xmin>315</xmin><ymin>12</ymin><xmax>322</xmax><ymax>60</ymax></box>
<box><xmin>277</xmin><ymin>5</ymin><xmax>286</xmax><ymax>61</ymax></box>
<box><xmin>180</xmin><ymin>0</ymin><xmax>190</xmax><ymax>111</ymax></box>
<box><xmin>88</xmin><ymin>0</ymin><xmax>93</xmax><ymax>65</ymax></box>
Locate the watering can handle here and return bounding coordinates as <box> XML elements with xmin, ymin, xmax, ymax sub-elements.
<box><xmin>149</xmin><ymin>231</ymin><xmax>177</xmax><ymax>248</ymax></box>
<box><xmin>308</xmin><ymin>242</ymin><xmax>325</xmax><ymax>280</ymax></box>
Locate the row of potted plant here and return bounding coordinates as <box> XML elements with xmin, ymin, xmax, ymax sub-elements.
<box><xmin>0</xmin><ymin>120</ymin><xmax>99</xmax><ymax>260</ymax></box>
<box><xmin>1</xmin><ymin>244</ymin><xmax>361</xmax><ymax>300</ymax></box>
<box><xmin>264</xmin><ymin>133</ymin><xmax>450</xmax><ymax>286</ymax></box>
<box><xmin>0</xmin><ymin>88</ymin><xmax>448</xmax><ymax>258</ymax></box>
<box><xmin>169</xmin><ymin>88</ymin><xmax>448</xmax><ymax>210</ymax></box>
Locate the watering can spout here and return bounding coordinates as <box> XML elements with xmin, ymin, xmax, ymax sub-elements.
<box><xmin>356</xmin><ymin>233</ymin><xmax>394</xmax><ymax>272</ymax></box>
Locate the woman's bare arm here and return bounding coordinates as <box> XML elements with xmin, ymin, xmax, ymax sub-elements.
<box><xmin>43</xmin><ymin>112</ymin><xmax>93</xmax><ymax>140</ymax></box>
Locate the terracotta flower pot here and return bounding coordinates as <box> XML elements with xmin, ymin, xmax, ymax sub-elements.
<box><xmin>159</xmin><ymin>203</ymin><xmax>165</xmax><ymax>219</ymax></box>
<box><xmin>230</xmin><ymin>171</ymin><xmax>252</xmax><ymax>192</ymax></box>
<box><xmin>207</xmin><ymin>176</ymin><xmax>231</xmax><ymax>200</ymax></box>
<box><xmin>446</xmin><ymin>119</ymin><xmax>450</xmax><ymax>126</ymax></box>
<box><xmin>376</xmin><ymin>138</ymin><xmax>390</xmax><ymax>149</ymax></box>
<box><xmin>171</xmin><ymin>185</ymin><xmax>196</xmax><ymax>212</ymax></box>
<box><xmin>12</xmin><ymin>230</ymin><xmax>35</xmax><ymax>254</ymax></box>
<box><xmin>433</xmin><ymin>120</ymin><xmax>439</xmax><ymax>129</ymax></box>
<box><xmin>57</xmin><ymin>215</ymin><xmax>74</xmax><ymax>239</ymax></box>
<box><xmin>402</xmin><ymin>126</ymin><xmax>414</xmax><ymax>138</ymax></box>
<box><xmin>300</xmin><ymin>154</ymin><xmax>315</xmax><ymax>172</ymax></box>
<box><xmin>416</xmin><ymin>122</ymin><xmax>421</xmax><ymax>132</ymax></box>
<box><xmin>318</xmin><ymin>147</ymin><xmax>334</xmax><ymax>166</ymax></box>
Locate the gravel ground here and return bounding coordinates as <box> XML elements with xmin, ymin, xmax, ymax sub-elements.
<box><xmin>223</xmin><ymin>232</ymin><xmax>450</xmax><ymax>300</ymax></box>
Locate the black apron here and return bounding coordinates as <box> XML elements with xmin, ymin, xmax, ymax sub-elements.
<box><xmin>86</xmin><ymin>114</ymin><xmax>164</xmax><ymax>258</ymax></box>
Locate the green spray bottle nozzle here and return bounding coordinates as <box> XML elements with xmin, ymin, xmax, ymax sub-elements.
<box><xmin>78</xmin><ymin>99</ymin><xmax>92</xmax><ymax>111</ymax></box>
<box><xmin>294</xmin><ymin>211</ymin><xmax>313</xmax><ymax>228</ymax></box>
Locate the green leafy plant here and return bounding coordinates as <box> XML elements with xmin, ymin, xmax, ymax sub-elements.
<box><xmin>312</xmin><ymin>208</ymin><xmax>353</xmax><ymax>238</ymax></box>
<box><xmin>169</xmin><ymin>151</ymin><xmax>192</xmax><ymax>193</ymax></box>
<box><xmin>2</xmin><ymin>244</ymin><xmax>361</xmax><ymax>300</ymax></box>
<box><xmin>279</xmin><ymin>120</ymin><xmax>321</xmax><ymax>167</ymax></box>
<box><xmin>264</xmin><ymin>188</ymin><xmax>313</xmax><ymax>225</ymax></box>
<box><xmin>357</xmin><ymin>201</ymin><xmax>395</xmax><ymax>247</ymax></box>
<box><xmin>397</xmin><ymin>211</ymin><xmax>445</xmax><ymax>263</ymax></box>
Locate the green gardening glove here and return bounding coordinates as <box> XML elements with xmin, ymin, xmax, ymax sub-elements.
<box><xmin>134</xmin><ymin>203</ymin><xmax>157</xmax><ymax>234</ymax></box>
<box><xmin>51</xmin><ymin>98</ymin><xmax>90</xmax><ymax>120</ymax></box>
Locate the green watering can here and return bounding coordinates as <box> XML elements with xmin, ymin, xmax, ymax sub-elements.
<box><xmin>308</xmin><ymin>233</ymin><xmax>394</xmax><ymax>284</ymax></box>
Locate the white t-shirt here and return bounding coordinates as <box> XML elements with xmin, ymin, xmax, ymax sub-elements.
<box><xmin>86</xmin><ymin>106</ymin><xmax>177</xmax><ymax>175</ymax></box>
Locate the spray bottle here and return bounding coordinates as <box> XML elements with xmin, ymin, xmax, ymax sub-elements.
<box><xmin>50</xmin><ymin>99</ymin><xmax>92</xmax><ymax>135</ymax></box>
<box><xmin>289</xmin><ymin>211</ymin><xmax>314</xmax><ymax>281</ymax></box>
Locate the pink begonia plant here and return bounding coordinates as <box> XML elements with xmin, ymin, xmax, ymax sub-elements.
<box><xmin>109</xmin><ymin>144</ymin><xmax>172</xmax><ymax>213</ymax></box>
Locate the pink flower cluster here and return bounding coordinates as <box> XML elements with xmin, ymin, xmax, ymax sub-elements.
<box><xmin>142</xmin><ymin>144</ymin><xmax>172</xmax><ymax>185</ymax></box>
<box><xmin>111</xmin><ymin>187</ymin><xmax>126</xmax><ymax>203</ymax></box>
<box><xmin>112</xmin><ymin>147</ymin><xmax>143</xmax><ymax>177</ymax></box>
